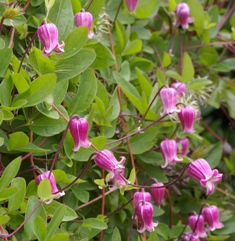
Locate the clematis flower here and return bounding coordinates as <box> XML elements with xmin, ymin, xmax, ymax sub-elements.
<box><xmin>170</xmin><ymin>81</ymin><xmax>186</xmax><ymax>97</ymax></box>
<box><xmin>202</xmin><ymin>205</ymin><xmax>224</xmax><ymax>231</ymax></box>
<box><xmin>178</xmin><ymin>106</ymin><xmax>196</xmax><ymax>133</ymax></box>
<box><xmin>37</xmin><ymin>22</ymin><xmax>64</xmax><ymax>56</ymax></box>
<box><xmin>188</xmin><ymin>212</ymin><xmax>207</xmax><ymax>238</ymax></box>
<box><xmin>160</xmin><ymin>139</ymin><xmax>183</xmax><ymax>168</ymax></box>
<box><xmin>74</xmin><ymin>9</ymin><xmax>94</xmax><ymax>38</ymax></box>
<box><xmin>150</xmin><ymin>183</ymin><xmax>165</xmax><ymax>207</ymax></box>
<box><xmin>176</xmin><ymin>137</ymin><xmax>189</xmax><ymax>156</ymax></box>
<box><xmin>175</xmin><ymin>3</ymin><xmax>194</xmax><ymax>29</ymax></box>
<box><xmin>159</xmin><ymin>87</ymin><xmax>178</xmax><ymax>115</ymax></box>
<box><xmin>187</xmin><ymin>158</ymin><xmax>223</xmax><ymax>195</ymax></box>
<box><xmin>36</xmin><ymin>171</ymin><xmax>65</xmax><ymax>204</ymax></box>
<box><xmin>69</xmin><ymin>115</ymin><xmax>91</xmax><ymax>152</ymax></box>
<box><xmin>182</xmin><ymin>232</ymin><xmax>200</xmax><ymax>241</ymax></box>
<box><xmin>133</xmin><ymin>190</ymin><xmax>151</xmax><ymax>208</ymax></box>
<box><xmin>94</xmin><ymin>149</ymin><xmax>126</xmax><ymax>182</ymax></box>
<box><xmin>109</xmin><ymin>169</ymin><xmax>126</xmax><ymax>191</ymax></box>
<box><xmin>135</xmin><ymin>201</ymin><xmax>158</xmax><ymax>233</ymax></box>
<box><xmin>126</xmin><ymin>0</ymin><xmax>138</xmax><ymax>12</ymax></box>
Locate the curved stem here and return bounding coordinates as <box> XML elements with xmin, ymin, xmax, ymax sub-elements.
<box><xmin>113</xmin><ymin>0</ymin><xmax>123</xmax><ymax>24</ymax></box>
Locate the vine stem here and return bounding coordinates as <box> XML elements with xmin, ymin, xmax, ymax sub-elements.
<box><xmin>99</xmin><ymin>169</ymin><xmax>105</xmax><ymax>241</ymax></box>
<box><xmin>7</xmin><ymin>27</ymin><xmax>15</xmax><ymax>48</ymax></box>
<box><xmin>165</xmin><ymin>189</ymin><xmax>173</xmax><ymax>229</ymax></box>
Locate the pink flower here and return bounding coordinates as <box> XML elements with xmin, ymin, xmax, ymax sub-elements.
<box><xmin>202</xmin><ymin>205</ymin><xmax>224</xmax><ymax>231</ymax></box>
<box><xmin>69</xmin><ymin>115</ymin><xmax>91</xmax><ymax>152</ymax></box>
<box><xmin>94</xmin><ymin>150</ymin><xmax>126</xmax><ymax>182</ymax></box>
<box><xmin>150</xmin><ymin>183</ymin><xmax>165</xmax><ymax>207</ymax></box>
<box><xmin>175</xmin><ymin>3</ymin><xmax>194</xmax><ymax>29</ymax></box>
<box><xmin>36</xmin><ymin>171</ymin><xmax>65</xmax><ymax>204</ymax></box>
<box><xmin>176</xmin><ymin>137</ymin><xmax>189</xmax><ymax>156</ymax></box>
<box><xmin>182</xmin><ymin>232</ymin><xmax>200</xmax><ymax>241</ymax></box>
<box><xmin>74</xmin><ymin>9</ymin><xmax>94</xmax><ymax>38</ymax></box>
<box><xmin>133</xmin><ymin>191</ymin><xmax>151</xmax><ymax>208</ymax></box>
<box><xmin>170</xmin><ymin>82</ymin><xmax>186</xmax><ymax>97</ymax></box>
<box><xmin>178</xmin><ymin>106</ymin><xmax>196</xmax><ymax>133</ymax></box>
<box><xmin>135</xmin><ymin>202</ymin><xmax>158</xmax><ymax>233</ymax></box>
<box><xmin>187</xmin><ymin>159</ymin><xmax>223</xmax><ymax>195</ymax></box>
<box><xmin>159</xmin><ymin>87</ymin><xmax>178</xmax><ymax>115</ymax></box>
<box><xmin>188</xmin><ymin>213</ymin><xmax>207</xmax><ymax>238</ymax></box>
<box><xmin>109</xmin><ymin>169</ymin><xmax>126</xmax><ymax>191</ymax></box>
<box><xmin>126</xmin><ymin>0</ymin><xmax>138</xmax><ymax>12</ymax></box>
<box><xmin>160</xmin><ymin>139</ymin><xmax>183</xmax><ymax>168</ymax></box>
<box><xmin>37</xmin><ymin>23</ymin><xmax>64</xmax><ymax>56</ymax></box>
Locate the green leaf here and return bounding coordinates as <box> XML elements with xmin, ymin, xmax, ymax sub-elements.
<box><xmin>8</xmin><ymin>132</ymin><xmax>29</xmax><ymax>151</ymax></box>
<box><xmin>90</xmin><ymin>43</ymin><xmax>115</xmax><ymax>70</ymax></box>
<box><xmin>82</xmin><ymin>218</ymin><xmax>108</xmax><ymax>230</ymax></box>
<box><xmin>11</xmin><ymin>73</ymin><xmax>30</xmax><ymax>94</ymax></box>
<box><xmin>0</xmin><ymin>70</ymin><xmax>13</xmax><ymax>106</ymax></box>
<box><xmin>224</xmin><ymin>89</ymin><xmax>235</xmax><ymax>119</ymax></box>
<box><xmin>8</xmin><ymin>177</ymin><xmax>26</xmax><ymax>211</ymax></box>
<box><xmin>48</xmin><ymin>233</ymin><xmax>69</xmax><ymax>241</ymax></box>
<box><xmin>12</xmin><ymin>74</ymin><xmax>56</xmax><ymax>108</ymax></box>
<box><xmin>205</xmin><ymin>142</ymin><xmax>223</xmax><ymax>169</ymax></box>
<box><xmin>45</xmin><ymin>205</ymin><xmax>66</xmax><ymax>241</ymax></box>
<box><xmin>0</xmin><ymin>187</ymin><xmax>18</xmax><ymax>201</ymax></box>
<box><xmin>48</xmin><ymin>0</ymin><xmax>74</xmax><ymax>41</ymax></box>
<box><xmin>87</xmin><ymin>0</ymin><xmax>104</xmax><ymax>21</ymax></box>
<box><xmin>122</xmin><ymin>39</ymin><xmax>142</xmax><ymax>56</ymax></box>
<box><xmin>115</xmin><ymin>20</ymin><xmax>127</xmax><ymax>54</ymax></box>
<box><xmin>162</xmin><ymin>51</ymin><xmax>171</xmax><ymax>67</ymax></box>
<box><xmin>0</xmin><ymin>48</ymin><xmax>12</xmax><ymax>77</ymax></box>
<box><xmin>29</xmin><ymin>47</ymin><xmax>55</xmax><ymax>75</ymax></box>
<box><xmin>72</xmin><ymin>188</ymin><xmax>89</xmax><ymax>203</ymax></box>
<box><xmin>182</xmin><ymin>52</ymin><xmax>194</xmax><ymax>82</ymax></box>
<box><xmin>147</xmin><ymin>231</ymin><xmax>159</xmax><ymax>241</ymax></box>
<box><xmin>55</xmin><ymin>49</ymin><xmax>96</xmax><ymax>82</ymax></box>
<box><xmin>187</xmin><ymin>78</ymin><xmax>212</xmax><ymax>91</ymax></box>
<box><xmin>68</xmin><ymin>68</ymin><xmax>97</xmax><ymax>115</ymax></box>
<box><xmin>37</xmin><ymin>178</ymin><xmax>52</xmax><ymax>200</ymax></box>
<box><xmin>111</xmin><ymin>227</ymin><xmax>121</xmax><ymax>241</ymax></box>
<box><xmin>33</xmin><ymin>216</ymin><xmax>47</xmax><ymax>241</ymax></box>
<box><xmin>136</xmin><ymin>68</ymin><xmax>152</xmax><ymax>101</ymax></box>
<box><xmin>135</xmin><ymin>0</ymin><xmax>159</xmax><ymax>19</ymax></box>
<box><xmin>0</xmin><ymin>157</ymin><xmax>21</xmax><ymax>192</ymax></box>
<box><xmin>156</xmin><ymin>223</ymin><xmax>170</xmax><ymax>239</ymax></box>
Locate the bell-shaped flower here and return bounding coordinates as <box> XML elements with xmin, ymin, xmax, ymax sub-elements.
<box><xmin>187</xmin><ymin>158</ymin><xmax>223</xmax><ymax>195</ymax></box>
<box><xmin>150</xmin><ymin>183</ymin><xmax>165</xmax><ymax>207</ymax></box>
<box><xmin>94</xmin><ymin>149</ymin><xmax>126</xmax><ymax>181</ymax></box>
<box><xmin>159</xmin><ymin>87</ymin><xmax>178</xmax><ymax>115</ymax></box>
<box><xmin>133</xmin><ymin>190</ymin><xmax>151</xmax><ymax>208</ymax></box>
<box><xmin>36</xmin><ymin>171</ymin><xmax>65</xmax><ymax>204</ymax></box>
<box><xmin>160</xmin><ymin>139</ymin><xmax>183</xmax><ymax>168</ymax></box>
<box><xmin>108</xmin><ymin>169</ymin><xmax>126</xmax><ymax>191</ymax></box>
<box><xmin>188</xmin><ymin>213</ymin><xmax>207</xmax><ymax>238</ymax></box>
<box><xmin>170</xmin><ymin>82</ymin><xmax>186</xmax><ymax>97</ymax></box>
<box><xmin>69</xmin><ymin>115</ymin><xmax>91</xmax><ymax>152</ymax></box>
<box><xmin>175</xmin><ymin>3</ymin><xmax>194</xmax><ymax>29</ymax></box>
<box><xmin>202</xmin><ymin>205</ymin><xmax>224</xmax><ymax>231</ymax></box>
<box><xmin>126</xmin><ymin>0</ymin><xmax>138</xmax><ymax>12</ymax></box>
<box><xmin>176</xmin><ymin>137</ymin><xmax>189</xmax><ymax>156</ymax></box>
<box><xmin>37</xmin><ymin>22</ymin><xmax>64</xmax><ymax>56</ymax></box>
<box><xmin>178</xmin><ymin>106</ymin><xmax>196</xmax><ymax>133</ymax></box>
<box><xmin>135</xmin><ymin>201</ymin><xmax>158</xmax><ymax>233</ymax></box>
<box><xmin>74</xmin><ymin>9</ymin><xmax>94</xmax><ymax>38</ymax></box>
<box><xmin>182</xmin><ymin>232</ymin><xmax>200</xmax><ymax>241</ymax></box>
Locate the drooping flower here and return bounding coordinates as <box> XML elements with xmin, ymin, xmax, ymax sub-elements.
<box><xmin>178</xmin><ymin>106</ymin><xmax>196</xmax><ymax>133</ymax></box>
<box><xmin>109</xmin><ymin>168</ymin><xmax>126</xmax><ymax>191</ymax></box>
<box><xmin>69</xmin><ymin>115</ymin><xmax>91</xmax><ymax>152</ymax></box>
<box><xmin>135</xmin><ymin>201</ymin><xmax>158</xmax><ymax>233</ymax></box>
<box><xmin>37</xmin><ymin>22</ymin><xmax>64</xmax><ymax>56</ymax></box>
<box><xmin>176</xmin><ymin>137</ymin><xmax>189</xmax><ymax>156</ymax></box>
<box><xmin>94</xmin><ymin>149</ymin><xmax>126</xmax><ymax>182</ymax></box>
<box><xmin>159</xmin><ymin>87</ymin><xmax>178</xmax><ymax>115</ymax></box>
<box><xmin>35</xmin><ymin>171</ymin><xmax>65</xmax><ymax>204</ymax></box>
<box><xmin>175</xmin><ymin>3</ymin><xmax>194</xmax><ymax>29</ymax></box>
<box><xmin>160</xmin><ymin>139</ymin><xmax>183</xmax><ymax>168</ymax></box>
<box><xmin>188</xmin><ymin>213</ymin><xmax>207</xmax><ymax>238</ymax></box>
<box><xmin>170</xmin><ymin>82</ymin><xmax>187</xmax><ymax>98</ymax></box>
<box><xmin>150</xmin><ymin>182</ymin><xmax>165</xmax><ymax>207</ymax></box>
<box><xmin>74</xmin><ymin>9</ymin><xmax>94</xmax><ymax>38</ymax></box>
<box><xmin>134</xmin><ymin>190</ymin><xmax>151</xmax><ymax>208</ymax></box>
<box><xmin>187</xmin><ymin>158</ymin><xmax>223</xmax><ymax>195</ymax></box>
<box><xmin>182</xmin><ymin>232</ymin><xmax>200</xmax><ymax>241</ymax></box>
<box><xmin>126</xmin><ymin>0</ymin><xmax>138</xmax><ymax>12</ymax></box>
<box><xmin>202</xmin><ymin>205</ymin><xmax>224</xmax><ymax>231</ymax></box>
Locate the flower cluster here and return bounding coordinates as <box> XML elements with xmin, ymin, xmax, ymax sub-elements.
<box><xmin>183</xmin><ymin>205</ymin><xmax>224</xmax><ymax>240</ymax></box>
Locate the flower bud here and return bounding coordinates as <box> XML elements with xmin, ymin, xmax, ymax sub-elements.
<box><xmin>134</xmin><ymin>191</ymin><xmax>151</xmax><ymax>208</ymax></box>
<box><xmin>126</xmin><ymin>0</ymin><xmax>138</xmax><ymax>13</ymax></box>
<box><xmin>178</xmin><ymin>106</ymin><xmax>195</xmax><ymax>133</ymax></box>
<box><xmin>202</xmin><ymin>205</ymin><xmax>224</xmax><ymax>231</ymax></box>
<box><xmin>150</xmin><ymin>183</ymin><xmax>165</xmax><ymax>207</ymax></box>
<box><xmin>74</xmin><ymin>9</ymin><xmax>94</xmax><ymax>38</ymax></box>
<box><xmin>69</xmin><ymin>116</ymin><xmax>91</xmax><ymax>152</ymax></box>
<box><xmin>159</xmin><ymin>87</ymin><xmax>178</xmax><ymax>115</ymax></box>
<box><xmin>170</xmin><ymin>82</ymin><xmax>186</xmax><ymax>97</ymax></box>
<box><xmin>187</xmin><ymin>158</ymin><xmax>223</xmax><ymax>195</ymax></box>
<box><xmin>160</xmin><ymin>139</ymin><xmax>183</xmax><ymax>168</ymax></box>
<box><xmin>175</xmin><ymin>3</ymin><xmax>194</xmax><ymax>29</ymax></box>
<box><xmin>37</xmin><ymin>22</ymin><xmax>64</xmax><ymax>56</ymax></box>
